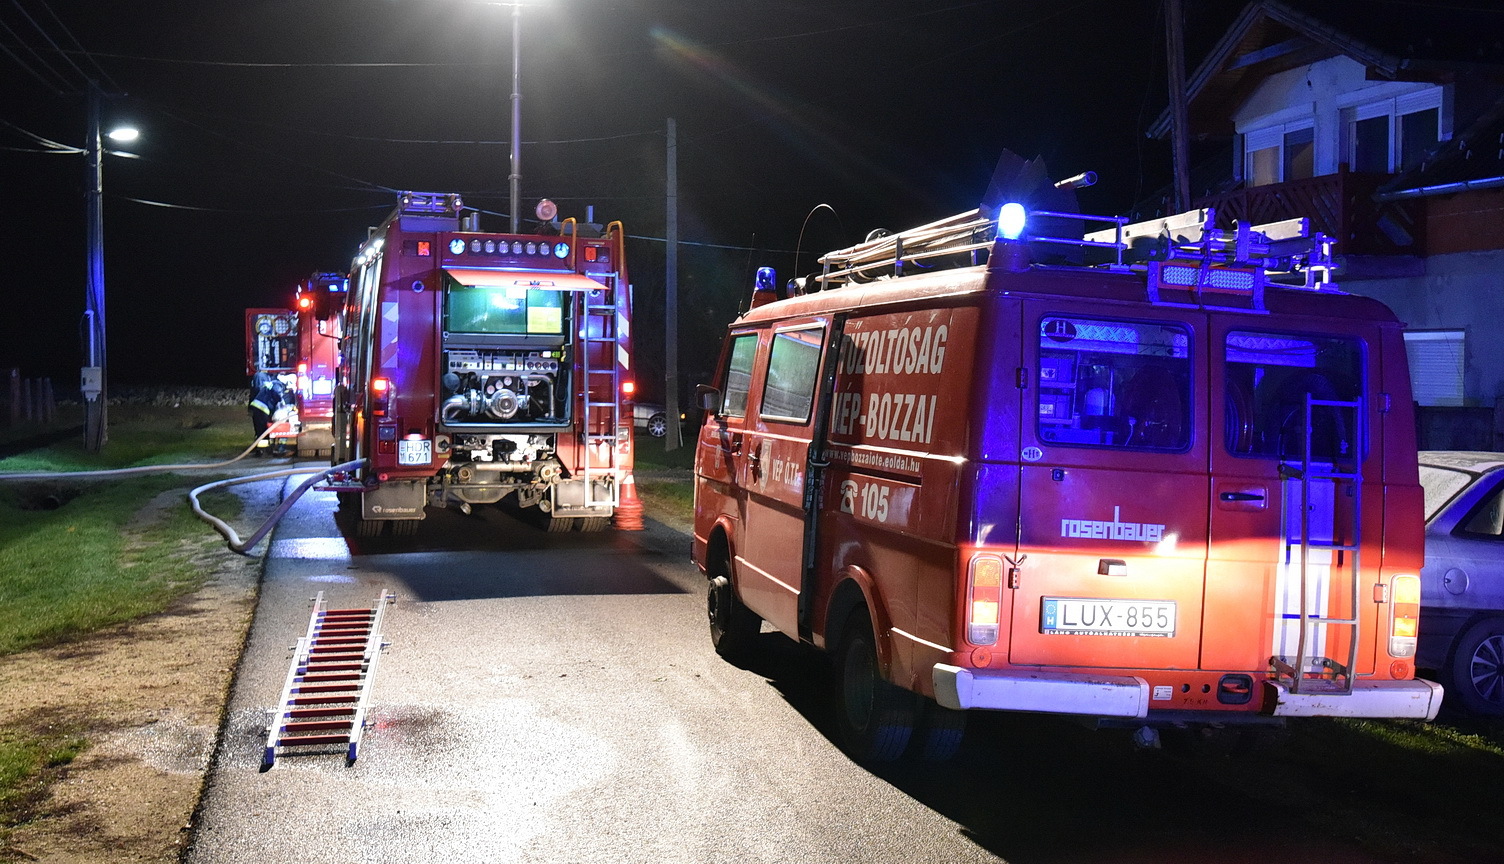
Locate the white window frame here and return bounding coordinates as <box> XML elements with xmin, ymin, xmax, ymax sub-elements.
<box><xmin>1342</xmin><ymin>86</ymin><xmax>1448</xmax><ymax>174</ymax></box>
<box><xmin>1242</xmin><ymin>118</ymin><xmax>1315</xmax><ymax>186</ymax></box>
<box><xmin>1404</xmin><ymin>330</ymin><xmax>1465</xmax><ymax>408</ymax></box>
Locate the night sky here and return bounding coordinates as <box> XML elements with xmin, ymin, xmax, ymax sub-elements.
<box><xmin>1</xmin><ymin>0</ymin><xmax>1254</xmax><ymax>396</ymax></box>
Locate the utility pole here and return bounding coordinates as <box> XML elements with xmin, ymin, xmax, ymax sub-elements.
<box><xmin>664</xmin><ymin>118</ymin><xmax>681</xmax><ymax>451</ymax></box>
<box><xmin>1165</xmin><ymin>0</ymin><xmax>1193</xmax><ymax>213</ymax></box>
<box><xmin>82</xmin><ymin>81</ymin><xmax>107</xmax><ymax>451</ymax></box>
<box><xmin>508</xmin><ymin>1</ymin><xmax>522</xmax><ymax>232</ymax></box>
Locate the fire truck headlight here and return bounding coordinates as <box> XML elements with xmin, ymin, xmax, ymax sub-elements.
<box><xmin>997</xmin><ymin>203</ymin><xmax>1027</xmax><ymax>241</ymax></box>
<box><xmin>1388</xmin><ymin>574</ymin><xmax>1420</xmax><ymax>658</ymax></box>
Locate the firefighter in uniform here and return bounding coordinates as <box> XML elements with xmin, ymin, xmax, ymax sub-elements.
<box><xmin>247</xmin><ymin>367</ymin><xmax>284</xmax><ymax>455</ymax></box>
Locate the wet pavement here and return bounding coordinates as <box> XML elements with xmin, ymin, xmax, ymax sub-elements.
<box><xmin>184</xmin><ymin>474</ymin><xmax>1000</xmax><ymax>864</ymax></box>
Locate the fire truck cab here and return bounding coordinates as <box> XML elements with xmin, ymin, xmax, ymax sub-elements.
<box><xmin>693</xmin><ymin>203</ymin><xmax>1442</xmax><ymax>762</ymax></box>
<box><xmin>331</xmin><ymin>192</ymin><xmax>635</xmax><ymax>537</ymax></box>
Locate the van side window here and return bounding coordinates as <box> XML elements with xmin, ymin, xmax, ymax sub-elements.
<box><xmin>1036</xmin><ymin>316</ymin><xmax>1191</xmax><ymax>450</ymax></box>
<box><xmin>760</xmin><ymin>327</ymin><xmax>825</xmax><ymax>423</ymax></box>
<box><xmin>721</xmin><ymin>334</ymin><xmax>758</xmax><ymax>418</ymax></box>
<box><xmin>1224</xmin><ymin>330</ymin><xmax>1363</xmax><ymax>460</ymax></box>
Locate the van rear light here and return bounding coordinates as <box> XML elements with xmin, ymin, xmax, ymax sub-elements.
<box><xmin>967</xmin><ymin>555</ymin><xmax>1004</xmax><ymax>646</ymax></box>
<box><xmin>1389</xmin><ymin>574</ymin><xmax>1420</xmax><ymax>657</ymax></box>
<box><xmin>372</xmin><ymin>377</ymin><xmax>392</xmax><ymax>417</ymax></box>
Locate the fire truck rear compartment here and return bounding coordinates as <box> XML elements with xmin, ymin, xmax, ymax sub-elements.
<box><xmin>441</xmin><ymin>348</ymin><xmax>568</xmax><ymax>424</ymax></box>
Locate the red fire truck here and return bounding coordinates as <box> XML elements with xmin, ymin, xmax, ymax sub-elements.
<box><xmin>291</xmin><ymin>272</ymin><xmax>346</xmax><ymax>457</ymax></box>
<box><xmin>330</xmin><ymin>192</ymin><xmax>637</xmax><ymax>537</ymax></box>
<box><xmin>693</xmin><ymin>201</ymin><xmax>1441</xmax><ymax>761</ymax></box>
<box><xmin>245</xmin><ymin>307</ymin><xmax>300</xmax><ymax>456</ymax></box>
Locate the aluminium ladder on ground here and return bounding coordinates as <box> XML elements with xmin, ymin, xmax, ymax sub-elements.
<box><xmin>577</xmin><ymin>274</ymin><xmax>622</xmax><ymax>513</ymax></box>
<box><xmin>264</xmin><ymin>590</ymin><xmax>393</xmax><ymax>766</ymax></box>
<box><xmin>1272</xmin><ymin>394</ymin><xmax>1364</xmax><ymax>695</ymax></box>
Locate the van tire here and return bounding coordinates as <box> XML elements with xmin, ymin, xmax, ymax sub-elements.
<box><xmin>708</xmin><ymin>574</ymin><xmax>760</xmax><ymax>659</ymax></box>
<box><xmin>909</xmin><ymin>701</ymin><xmax>967</xmax><ymax>761</ymax></box>
<box><xmin>835</xmin><ymin>610</ymin><xmax>914</xmax><ymax>762</ymax></box>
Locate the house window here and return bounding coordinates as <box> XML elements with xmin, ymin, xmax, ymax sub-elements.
<box><xmin>1403</xmin><ymin>330</ymin><xmax>1464</xmax><ymax>407</ymax></box>
<box><xmin>1353</xmin><ymin>115</ymin><xmax>1389</xmax><ymax>173</ymax></box>
<box><xmin>1244</xmin><ymin>122</ymin><xmax>1313</xmax><ymax>187</ymax></box>
<box><xmin>1399</xmin><ymin>107</ymin><xmax>1440</xmax><ymax>171</ymax></box>
<box><xmin>1345</xmin><ymin>87</ymin><xmax>1446</xmax><ymax>174</ymax></box>
<box><xmin>1284</xmin><ymin>127</ymin><xmax>1315</xmax><ymax>181</ymax></box>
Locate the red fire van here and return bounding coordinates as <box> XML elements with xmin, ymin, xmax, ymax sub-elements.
<box><xmin>692</xmin><ymin>203</ymin><xmax>1441</xmax><ymax>761</ymax></box>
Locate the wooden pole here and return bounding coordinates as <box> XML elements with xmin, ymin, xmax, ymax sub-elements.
<box><xmin>1165</xmin><ymin>0</ymin><xmax>1193</xmax><ymax>213</ymax></box>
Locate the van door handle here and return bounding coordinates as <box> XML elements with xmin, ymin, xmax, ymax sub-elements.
<box><xmin>1219</xmin><ymin>491</ymin><xmax>1265</xmax><ymax>502</ymax></box>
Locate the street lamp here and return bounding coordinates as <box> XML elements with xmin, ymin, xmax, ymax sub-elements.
<box><xmin>82</xmin><ymin>81</ymin><xmax>138</xmax><ymax>452</ymax></box>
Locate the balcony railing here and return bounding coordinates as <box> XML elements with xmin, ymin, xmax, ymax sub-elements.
<box><xmin>1193</xmin><ymin>168</ymin><xmax>1408</xmax><ymax>256</ymax></box>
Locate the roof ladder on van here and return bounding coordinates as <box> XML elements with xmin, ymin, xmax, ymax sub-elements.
<box><xmin>1271</xmin><ymin>394</ymin><xmax>1364</xmax><ymax>695</ymax></box>
<box><xmin>579</xmin><ymin>278</ymin><xmax>621</xmax><ymax>511</ymax></box>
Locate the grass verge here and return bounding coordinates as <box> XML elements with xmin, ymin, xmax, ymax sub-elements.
<box><xmin>0</xmin><ymin>724</ymin><xmax>86</xmax><ymax>853</ymax></box>
<box><xmin>0</xmin><ymin>475</ymin><xmax>243</xmax><ymax>656</ymax></box>
<box><xmin>0</xmin><ymin>403</ymin><xmax>250</xmax><ymax>836</ymax></box>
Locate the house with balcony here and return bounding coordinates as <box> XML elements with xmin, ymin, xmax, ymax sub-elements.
<box><xmin>1148</xmin><ymin>0</ymin><xmax>1504</xmax><ymax>447</ymax></box>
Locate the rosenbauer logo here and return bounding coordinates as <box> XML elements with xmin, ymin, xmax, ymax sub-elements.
<box><xmin>1060</xmin><ymin>506</ymin><xmax>1165</xmax><ymax>542</ymax></box>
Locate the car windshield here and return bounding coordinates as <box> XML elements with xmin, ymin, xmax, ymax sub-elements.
<box><xmin>1418</xmin><ymin>464</ymin><xmax>1477</xmax><ymax>521</ymax></box>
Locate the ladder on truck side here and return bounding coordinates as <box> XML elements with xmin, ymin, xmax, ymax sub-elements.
<box><xmin>575</xmin><ymin>272</ymin><xmax>622</xmax><ymax>516</ymax></box>
<box><xmin>1272</xmin><ymin>395</ymin><xmax>1364</xmax><ymax>694</ymax></box>
<box><xmin>264</xmin><ymin>590</ymin><xmax>393</xmax><ymax>766</ymax></box>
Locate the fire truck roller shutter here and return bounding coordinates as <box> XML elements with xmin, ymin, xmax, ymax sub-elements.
<box><xmin>443</xmin><ymin>270</ymin><xmax>605</xmax><ymax>291</ymax></box>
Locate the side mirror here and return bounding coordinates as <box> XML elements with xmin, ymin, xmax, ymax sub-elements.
<box><xmin>695</xmin><ymin>383</ymin><xmax>721</xmax><ymax>413</ymax></box>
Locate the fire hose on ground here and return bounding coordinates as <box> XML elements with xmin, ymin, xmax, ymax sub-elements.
<box><xmin>0</xmin><ymin>424</ymin><xmax>366</xmax><ymax>556</ymax></box>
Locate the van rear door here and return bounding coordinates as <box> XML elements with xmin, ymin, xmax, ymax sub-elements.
<box><xmin>1010</xmin><ymin>303</ymin><xmax>1209</xmax><ymax>671</ymax></box>
<box><xmin>1207</xmin><ymin>318</ymin><xmax>1375</xmax><ymax>676</ymax></box>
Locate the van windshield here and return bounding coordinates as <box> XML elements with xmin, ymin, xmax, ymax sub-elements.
<box><xmin>1036</xmin><ymin>316</ymin><xmax>1191</xmax><ymax>450</ymax></box>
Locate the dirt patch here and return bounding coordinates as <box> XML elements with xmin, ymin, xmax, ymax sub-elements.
<box><xmin>0</xmin><ymin>481</ymin><xmax>276</xmax><ymax>863</ymax></box>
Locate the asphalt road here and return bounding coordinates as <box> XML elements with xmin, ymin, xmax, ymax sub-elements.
<box><xmin>184</xmin><ymin>473</ymin><xmax>1420</xmax><ymax>864</ymax></box>
<box><xmin>185</xmin><ymin>477</ymin><xmax>1005</xmax><ymax>864</ymax></box>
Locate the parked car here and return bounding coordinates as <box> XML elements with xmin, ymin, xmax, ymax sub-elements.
<box><xmin>633</xmin><ymin>402</ymin><xmax>668</xmax><ymax>438</ymax></box>
<box><xmin>1416</xmin><ymin>451</ymin><xmax>1504</xmax><ymax>715</ymax></box>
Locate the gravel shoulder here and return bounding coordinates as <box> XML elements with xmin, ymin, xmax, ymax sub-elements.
<box><xmin>0</xmin><ymin>475</ymin><xmax>279</xmax><ymax>863</ymax></box>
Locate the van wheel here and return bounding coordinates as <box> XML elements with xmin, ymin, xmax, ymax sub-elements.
<box><xmin>707</xmin><ymin>548</ymin><xmax>760</xmax><ymax>658</ymax></box>
<box><xmin>1448</xmin><ymin>617</ymin><xmax>1504</xmax><ymax>715</ymax></box>
<box><xmin>909</xmin><ymin>701</ymin><xmax>967</xmax><ymax>762</ymax></box>
<box><xmin>835</xmin><ymin>609</ymin><xmax>915</xmax><ymax>762</ymax></box>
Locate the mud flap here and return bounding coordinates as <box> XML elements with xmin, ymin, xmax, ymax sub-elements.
<box><xmin>363</xmin><ymin>480</ymin><xmax>427</xmax><ymax>521</ymax></box>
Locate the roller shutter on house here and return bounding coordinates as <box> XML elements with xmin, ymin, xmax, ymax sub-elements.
<box><xmin>1403</xmin><ymin>331</ymin><xmax>1464</xmax><ymax>407</ymax></box>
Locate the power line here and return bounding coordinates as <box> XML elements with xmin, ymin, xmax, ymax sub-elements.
<box><xmin>0</xmin><ymin>115</ymin><xmax>79</xmax><ymax>152</ymax></box>
<box><xmin>6</xmin><ymin>0</ymin><xmax>93</xmax><ymax>88</ymax></box>
<box><xmin>119</xmin><ymin>196</ymin><xmax>390</xmax><ymax>216</ymax></box>
<box><xmin>34</xmin><ymin>0</ymin><xmax>121</xmax><ymax>90</ymax></box>
<box><xmin>0</xmin><ymin>18</ymin><xmax>70</xmax><ymax>92</ymax></box>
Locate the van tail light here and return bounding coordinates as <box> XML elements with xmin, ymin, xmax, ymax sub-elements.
<box><xmin>1389</xmin><ymin>574</ymin><xmax>1420</xmax><ymax>658</ymax></box>
<box><xmin>967</xmin><ymin>554</ymin><xmax>1004</xmax><ymax>646</ymax></box>
<box><xmin>371</xmin><ymin>377</ymin><xmax>392</xmax><ymax>417</ymax></box>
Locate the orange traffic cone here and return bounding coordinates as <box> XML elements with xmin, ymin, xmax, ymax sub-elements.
<box><xmin>614</xmin><ymin>472</ymin><xmax>645</xmax><ymax>531</ymax></box>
